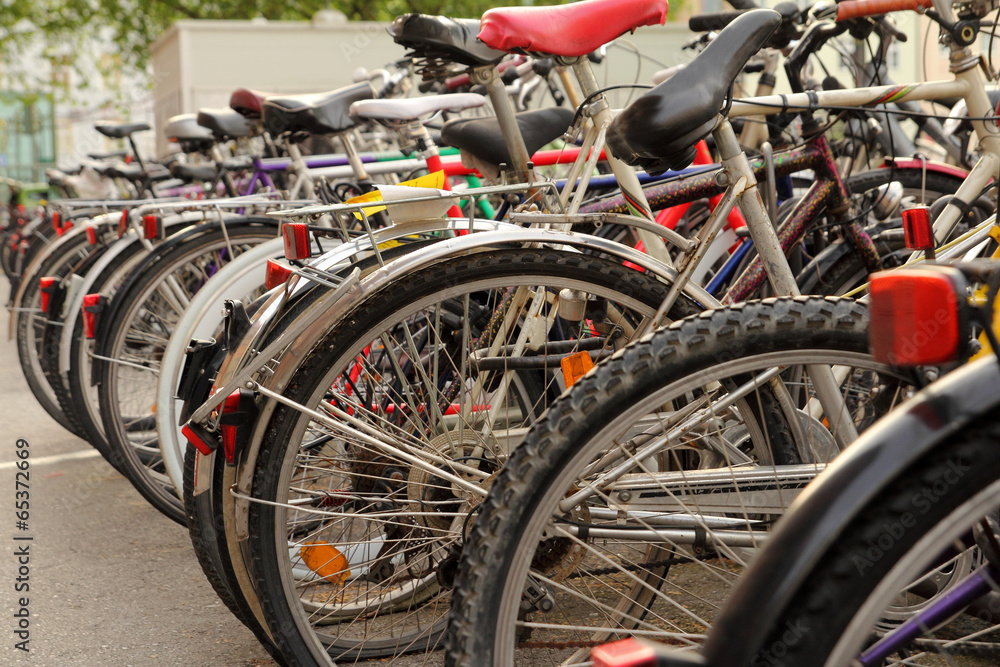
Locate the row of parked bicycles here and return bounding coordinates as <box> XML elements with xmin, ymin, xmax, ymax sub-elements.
<box><xmin>6</xmin><ymin>0</ymin><xmax>1000</xmax><ymax>664</ymax></box>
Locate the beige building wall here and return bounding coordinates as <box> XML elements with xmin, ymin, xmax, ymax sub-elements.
<box><xmin>150</xmin><ymin>16</ymin><xmax>693</xmax><ymax>156</ymax></box>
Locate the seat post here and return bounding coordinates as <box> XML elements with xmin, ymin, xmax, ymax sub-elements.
<box><xmin>712</xmin><ymin>117</ymin><xmax>798</xmax><ymax>297</ymax></box>
<box><xmin>128</xmin><ymin>135</ymin><xmax>146</xmax><ymax>170</ymax></box>
<box><xmin>569</xmin><ymin>56</ymin><xmax>672</xmax><ymax>263</ymax></box>
<box><xmin>473</xmin><ymin>65</ymin><xmax>533</xmax><ymax>181</ymax></box>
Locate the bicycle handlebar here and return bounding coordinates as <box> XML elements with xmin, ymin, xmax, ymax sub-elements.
<box><xmin>836</xmin><ymin>0</ymin><xmax>932</xmax><ymax>21</ymax></box>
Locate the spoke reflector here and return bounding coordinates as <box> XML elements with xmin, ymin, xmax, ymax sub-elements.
<box><xmin>299</xmin><ymin>543</ymin><xmax>351</xmax><ymax>584</ymax></box>
<box><xmin>561</xmin><ymin>350</ymin><xmax>595</xmax><ymax>387</ymax></box>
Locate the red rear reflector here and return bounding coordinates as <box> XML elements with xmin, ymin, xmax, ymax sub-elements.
<box><xmin>591</xmin><ymin>638</ymin><xmax>657</xmax><ymax>667</ymax></box>
<box><xmin>117</xmin><ymin>210</ymin><xmax>129</xmax><ymax>238</ymax></box>
<box><xmin>182</xmin><ymin>423</ymin><xmax>217</xmax><ymax>456</ymax></box>
<box><xmin>55</xmin><ymin>226</ymin><xmax>65</xmax><ymax>237</ymax></box>
<box><xmin>217</xmin><ymin>389</ymin><xmax>256</xmax><ymax>465</ymax></box>
<box><xmin>282</xmin><ymin>223</ymin><xmax>311</xmax><ymax>261</ymax></box>
<box><xmin>901</xmin><ymin>206</ymin><xmax>934</xmax><ymax>251</ymax></box>
<box><xmin>869</xmin><ymin>268</ymin><xmax>967</xmax><ymax>366</ymax></box>
<box><xmin>81</xmin><ymin>293</ymin><xmax>107</xmax><ymax>340</ymax></box>
<box><xmin>86</xmin><ymin>226</ymin><xmax>98</xmax><ymax>245</ymax></box>
<box><xmin>39</xmin><ymin>277</ymin><xmax>57</xmax><ymax>314</ymax></box>
<box><xmin>265</xmin><ymin>258</ymin><xmax>293</xmax><ymax>290</ymax></box>
<box><xmin>51</xmin><ymin>211</ymin><xmax>61</xmax><ymax>232</ymax></box>
<box><xmin>142</xmin><ymin>215</ymin><xmax>163</xmax><ymax>240</ymax></box>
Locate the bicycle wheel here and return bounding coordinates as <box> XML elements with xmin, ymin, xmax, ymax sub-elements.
<box><xmin>96</xmin><ymin>219</ymin><xmax>277</xmax><ymax>524</ymax></box>
<box><xmin>446</xmin><ymin>296</ymin><xmax>922</xmax><ymax>666</ymax></box>
<box><xmin>744</xmin><ymin>411</ymin><xmax>1000</xmax><ymax>666</ymax></box>
<box><xmin>247</xmin><ymin>247</ymin><xmax>700</xmax><ymax>665</ymax></box>
<box><xmin>15</xmin><ymin>229</ymin><xmax>96</xmax><ymax>436</ymax></box>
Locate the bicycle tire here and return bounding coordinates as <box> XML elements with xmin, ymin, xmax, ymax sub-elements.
<box><xmin>446</xmin><ymin>296</ymin><xmax>920</xmax><ymax>666</ymax></box>
<box><xmin>248</xmin><ymin>248</ymin><xmax>700</xmax><ymax>665</ymax></box>
<box><xmin>96</xmin><ymin>220</ymin><xmax>277</xmax><ymax>524</ymax></box>
<box><xmin>744</xmin><ymin>413</ymin><xmax>1000</xmax><ymax>666</ymax></box>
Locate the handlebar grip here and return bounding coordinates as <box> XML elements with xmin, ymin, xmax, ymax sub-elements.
<box><xmin>688</xmin><ymin>10</ymin><xmax>748</xmax><ymax>32</ymax></box>
<box><xmin>836</xmin><ymin>0</ymin><xmax>932</xmax><ymax>21</ymax></box>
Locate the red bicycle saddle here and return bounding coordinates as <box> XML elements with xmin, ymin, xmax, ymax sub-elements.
<box><xmin>478</xmin><ymin>0</ymin><xmax>668</xmax><ymax>58</ymax></box>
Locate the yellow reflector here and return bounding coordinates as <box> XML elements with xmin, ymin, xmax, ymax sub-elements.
<box><xmin>299</xmin><ymin>543</ymin><xmax>351</xmax><ymax>584</ymax></box>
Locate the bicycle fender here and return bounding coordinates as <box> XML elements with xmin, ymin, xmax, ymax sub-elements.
<box><xmin>91</xmin><ymin>215</ymin><xmax>276</xmax><ymax>369</ymax></box>
<box><xmin>700</xmin><ymin>355</ymin><xmax>1000</xmax><ymax>666</ymax></box>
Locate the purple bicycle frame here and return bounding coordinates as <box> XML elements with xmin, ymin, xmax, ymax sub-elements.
<box><xmin>578</xmin><ymin>134</ymin><xmax>879</xmax><ymax>303</ymax></box>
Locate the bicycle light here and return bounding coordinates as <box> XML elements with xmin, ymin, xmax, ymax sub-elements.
<box><xmin>265</xmin><ymin>258</ymin><xmax>293</xmax><ymax>290</ymax></box>
<box><xmin>218</xmin><ymin>388</ymin><xmax>258</xmax><ymax>465</ymax></box>
<box><xmin>81</xmin><ymin>293</ymin><xmax>108</xmax><ymax>340</ymax></box>
<box><xmin>869</xmin><ymin>267</ymin><xmax>970</xmax><ymax>366</ymax></box>
<box><xmin>901</xmin><ymin>206</ymin><xmax>934</xmax><ymax>252</ymax></box>
<box><xmin>142</xmin><ymin>215</ymin><xmax>164</xmax><ymax>240</ymax></box>
<box><xmin>117</xmin><ymin>210</ymin><xmax>130</xmax><ymax>238</ymax></box>
<box><xmin>38</xmin><ymin>277</ymin><xmax>57</xmax><ymax>314</ymax></box>
<box><xmin>282</xmin><ymin>222</ymin><xmax>311</xmax><ymax>261</ymax></box>
<box><xmin>182</xmin><ymin>422</ymin><xmax>218</xmax><ymax>457</ymax></box>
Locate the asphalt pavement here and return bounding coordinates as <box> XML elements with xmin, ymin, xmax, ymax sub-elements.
<box><xmin>0</xmin><ymin>278</ymin><xmax>452</xmax><ymax>666</ymax></box>
<box><xmin>0</xmin><ymin>297</ymin><xmax>278</xmax><ymax>666</ymax></box>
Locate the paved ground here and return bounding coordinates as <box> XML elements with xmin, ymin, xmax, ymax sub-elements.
<box><xmin>0</xmin><ymin>290</ymin><xmax>442</xmax><ymax>667</ymax></box>
<box><xmin>0</xmin><ymin>302</ymin><xmax>281</xmax><ymax>666</ymax></box>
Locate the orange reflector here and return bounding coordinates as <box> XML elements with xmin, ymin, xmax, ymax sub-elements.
<box><xmin>39</xmin><ymin>277</ymin><xmax>57</xmax><ymax>314</ymax></box>
<box><xmin>117</xmin><ymin>210</ymin><xmax>129</xmax><ymax>238</ymax></box>
<box><xmin>869</xmin><ymin>267</ymin><xmax>967</xmax><ymax>366</ymax></box>
<box><xmin>51</xmin><ymin>211</ymin><xmax>61</xmax><ymax>232</ymax></box>
<box><xmin>901</xmin><ymin>206</ymin><xmax>934</xmax><ymax>251</ymax></box>
<box><xmin>561</xmin><ymin>350</ymin><xmax>595</xmax><ymax>387</ymax></box>
<box><xmin>299</xmin><ymin>543</ymin><xmax>351</xmax><ymax>584</ymax></box>
<box><xmin>591</xmin><ymin>638</ymin><xmax>657</xmax><ymax>667</ymax></box>
<box><xmin>282</xmin><ymin>223</ymin><xmax>311</xmax><ymax>261</ymax></box>
<box><xmin>265</xmin><ymin>258</ymin><xmax>293</xmax><ymax>290</ymax></box>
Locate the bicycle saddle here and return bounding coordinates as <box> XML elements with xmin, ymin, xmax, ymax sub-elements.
<box><xmin>229</xmin><ymin>88</ymin><xmax>278</xmax><ymax>119</ymax></box>
<box><xmin>107</xmin><ymin>163</ymin><xmax>172</xmax><ymax>182</ymax></box>
<box><xmin>94</xmin><ymin>121</ymin><xmax>150</xmax><ymax>139</ymax></box>
<box><xmin>164</xmin><ymin>114</ymin><xmax>214</xmax><ymax>150</ymax></box>
<box><xmin>390</xmin><ymin>14</ymin><xmax>505</xmax><ymax>70</ymax></box>
<box><xmin>607</xmin><ymin>9</ymin><xmax>780</xmax><ymax>174</ymax></box>
<box><xmin>197</xmin><ymin>108</ymin><xmax>252</xmax><ymax>140</ymax></box>
<box><xmin>262</xmin><ymin>82</ymin><xmax>375</xmax><ymax>136</ymax></box>
<box><xmin>350</xmin><ymin>93</ymin><xmax>485</xmax><ymax>122</ymax></box>
<box><xmin>170</xmin><ymin>162</ymin><xmax>217</xmax><ymax>182</ymax></box>
<box><xmin>479</xmin><ymin>0</ymin><xmax>668</xmax><ymax>58</ymax></box>
<box><xmin>86</xmin><ymin>150</ymin><xmax>129</xmax><ymax>161</ymax></box>
<box><xmin>440</xmin><ymin>106</ymin><xmax>575</xmax><ymax>168</ymax></box>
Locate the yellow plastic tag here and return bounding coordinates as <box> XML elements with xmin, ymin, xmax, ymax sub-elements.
<box><xmin>346</xmin><ymin>170</ymin><xmax>447</xmax><ymax>219</ymax></box>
